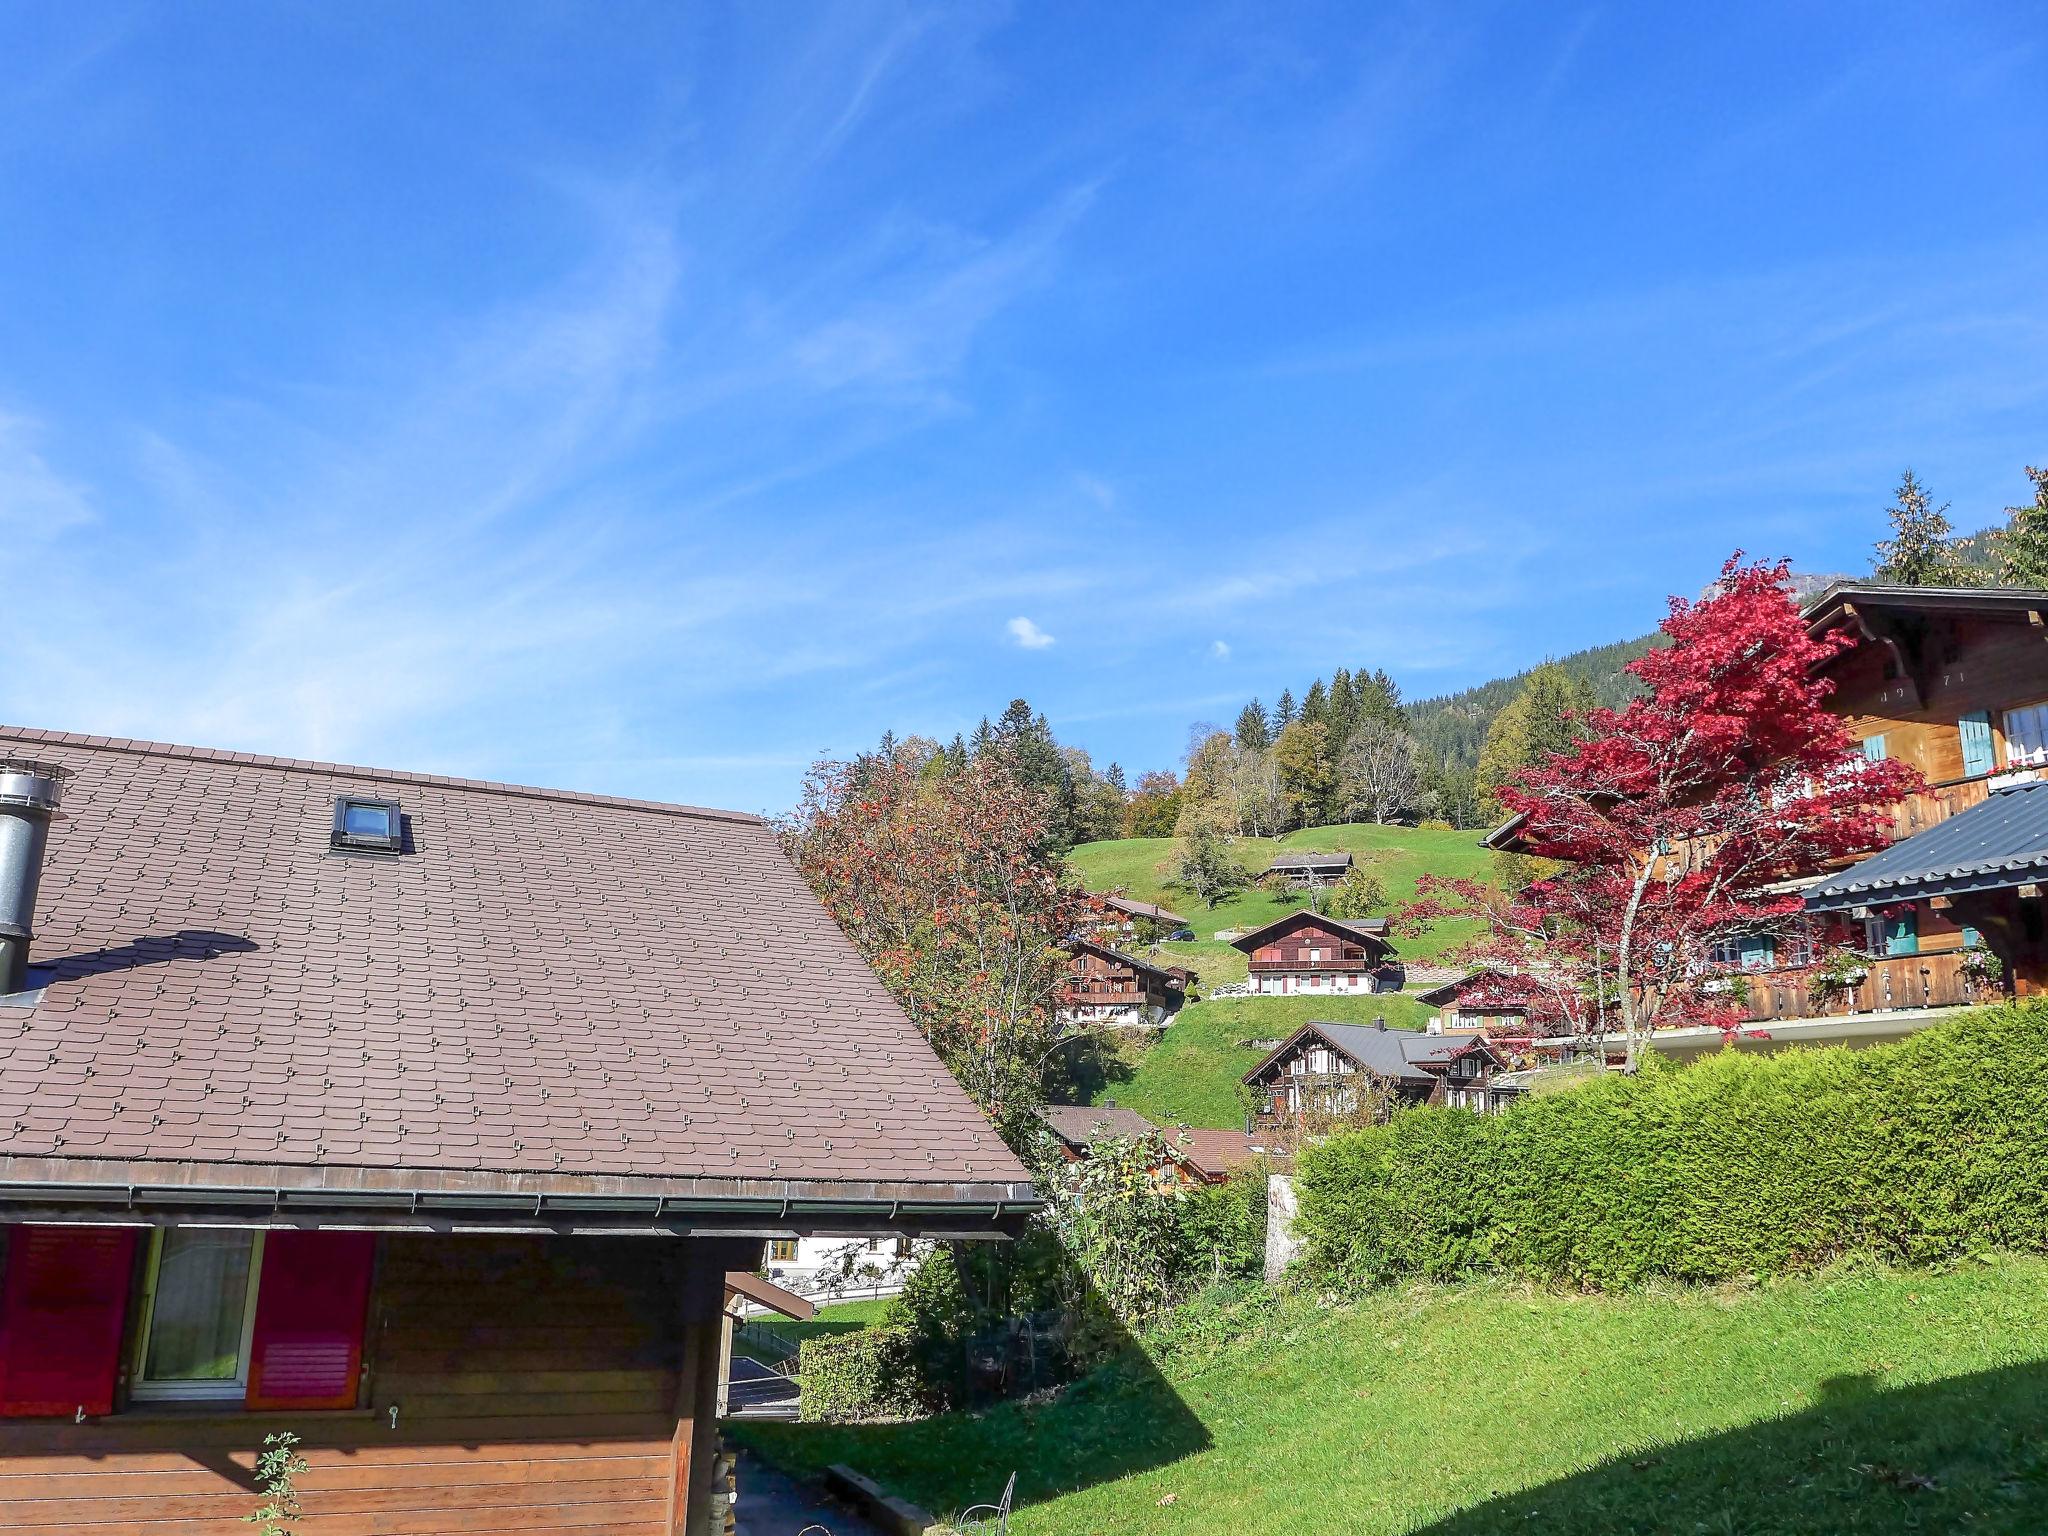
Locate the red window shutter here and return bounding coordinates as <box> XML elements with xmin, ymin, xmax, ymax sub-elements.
<box><xmin>245</xmin><ymin>1231</ymin><xmax>377</xmax><ymax>1411</ymax></box>
<box><xmin>0</xmin><ymin>1225</ymin><xmax>139</xmax><ymax>1418</ymax></box>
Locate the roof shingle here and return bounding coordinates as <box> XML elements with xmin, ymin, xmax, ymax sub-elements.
<box><xmin>0</xmin><ymin>727</ymin><xmax>1029</xmax><ymax>1197</ymax></box>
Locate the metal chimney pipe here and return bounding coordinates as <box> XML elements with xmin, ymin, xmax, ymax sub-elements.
<box><xmin>0</xmin><ymin>764</ymin><xmax>63</xmax><ymax>995</ymax></box>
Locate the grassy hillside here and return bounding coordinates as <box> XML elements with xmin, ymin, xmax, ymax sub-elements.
<box><xmin>1068</xmin><ymin>822</ymin><xmax>1493</xmax><ymax>959</ymax></box>
<box><xmin>737</xmin><ymin>1256</ymin><xmax>2048</xmax><ymax>1534</ymax></box>
<box><xmin>1078</xmin><ymin>993</ymin><xmax>1434</xmax><ymax>1129</ymax></box>
<box><xmin>1067</xmin><ymin>823</ymin><xmax>1490</xmax><ymax>1129</ymax></box>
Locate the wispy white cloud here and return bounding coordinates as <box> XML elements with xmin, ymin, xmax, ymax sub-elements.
<box><xmin>0</xmin><ymin>414</ymin><xmax>95</xmax><ymax>537</ymax></box>
<box><xmin>1210</xmin><ymin>639</ymin><xmax>1231</xmax><ymax>659</ymax></box>
<box><xmin>1006</xmin><ymin>616</ymin><xmax>1055</xmax><ymax>650</ymax></box>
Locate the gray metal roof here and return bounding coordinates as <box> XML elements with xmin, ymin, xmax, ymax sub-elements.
<box><xmin>1244</xmin><ymin>1021</ymin><xmax>1494</xmax><ymax>1085</ymax></box>
<box><xmin>1267</xmin><ymin>850</ymin><xmax>1353</xmax><ymax>871</ymax></box>
<box><xmin>1804</xmin><ymin>780</ymin><xmax>2048</xmax><ymax>911</ymax></box>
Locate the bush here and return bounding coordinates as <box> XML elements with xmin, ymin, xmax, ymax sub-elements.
<box><xmin>1293</xmin><ymin>1005</ymin><xmax>2048</xmax><ymax>1289</ymax></box>
<box><xmin>1173</xmin><ymin>1171</ymin><xmax>1267</xmax><ymax>1284</ymax></box>
<box><xmin>798</xmin><ymin>1327</ymin><xmax>928</xmax><ymax>1422</ymax></box>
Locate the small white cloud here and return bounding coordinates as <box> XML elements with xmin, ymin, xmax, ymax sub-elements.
<box><xmin>1074</xmin><ymin>472</ymin><xmax>1116</xmax><ymax>510</ymax></box>
<box><xmin>1210</xmin><ymin>639</ymin><xmax>1231</xmax><ymax>660</ymax></box>
<box><xmin>1007</xmin><ymin>616</ymin><xmax>1055</xmax><ymax>650</ymax></box>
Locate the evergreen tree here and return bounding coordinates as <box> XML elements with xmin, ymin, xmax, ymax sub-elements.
<box><xmin>1998</xmin><ymin>466</ymin><xmax>2048</xmax><ymax>588</ymax></box>
<box><xmin>1234</xmin><ymin>699</ymin><xmax>1272</xmax><ymax>750</ymax></box>
<box><xmin>1104</xmin><ymin>761</ymin><xmax>1128</xmax><ymax>793</ymax></box>
<box><xmin>1274</xmin><ymin>689</ymin><xmax>1297</xmax><ymax>728</ymax></box>
<box><xmin>986</xmin><ymin>699</ymin><xmax>1079</xmax><ymax>853</ymax></box>
<box><xmin>1357</xmin><ymin>669</ymin><xmax>1404</xmax><ymax>730</ymax></box>
<box><xmin>1874</xmin><ymin>469</ymin><xmax>1981</xmax><ymax>587</ymax></box>
<box><xmin>1476</xmin><ymin>661</ymin><xmax>1598</xmax><ymax>822</ymax></box>
<box><xmin>1327</xmin><ymin>669</ymin><xmax>1357</xmax><ymax>749</ymax></box>
<box><xmin>1299</xmin><ymin>679</ymin><xmax>1330</xmax><ymax>727</ymax></box>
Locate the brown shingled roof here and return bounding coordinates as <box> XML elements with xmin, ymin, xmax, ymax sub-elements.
<box><xmin>0</xmin><ymin>727</ymin><xmax>1030</xmax><ymax>1220</ymax></box>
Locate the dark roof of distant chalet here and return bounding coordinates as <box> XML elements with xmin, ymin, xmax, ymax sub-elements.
<box><xmin>1802</xmin><ymin>580</ymin><xmax>2048</xmax><ymax>635</ymax></box>
<box><xmin>1242</xmin><ymin>1021</ymin><xmax>1496</xmax><ymax>1085</ymax></box>
<box><xmin>1067</xmin><ymin>936</ymin><xmax>1183</xmax><ymax>982</ymax></box>
<box><xmin>1102</xmin><ymin>895</ymin><xmax>1188</xmax><ymax>927</ymax></box>
<box><xmin>1480</xmin><ymin>811</ymin><xmax>1531</xmax><ymax>851</ymax></box>
<box><xmin>1805</xmin><ymin>779</ymin><xmax>2048</xmax><ymax>912</ymax></box>
<box><xmin>1036</xmin><ymin>1104</ymin><xmax>1157</xmax><ymax>1149</ymax></box>
<box><xmin>1266</xmin><ymin>850</ymin><xmax>1353</xmax><ymax>873</ymax></box>
<box><xmin>0</xmin><ymin>727</ymin><xmax>1032</xmax><ymax>1223</ymax></box>
<box><xmin>1229</xmin><ymin>909</ymin><xmax>1392</xmax><ymax>955</ymax></box>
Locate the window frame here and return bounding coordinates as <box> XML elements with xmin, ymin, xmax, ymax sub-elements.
<box><xmin>330</xmin><ymin>795</ymin><xmax>404</xmax><ymax>855</ymax></box>
<box><xmin>765</xmin><ymin>1238</ymin><xmax>799</xmax><ymax>1265</ymax></box>
<box><xmin>2002</xmin><ymin>700</ymin><xmax>2048</xmax><ymax>769</ymax></box>
<box><xmin>128</xmin><ymin>1228</ymin><xmax>266</xmax><ymax>1405</ymax></box>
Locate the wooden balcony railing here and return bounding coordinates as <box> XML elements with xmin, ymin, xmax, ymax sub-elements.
<box><xmin>1738</xmin><ymin>948</ymin><xmax>1996</xmax><ymax>1023</ymax></box>
<box><xmin>1886</xmin><ymin>774</ymin><xmax>2000</xmax><ymax>840</ymax></box>
<box><xmin>1249</xmin><ymin>956</ymin><xmax>1374</xmax><ymax>972</ymax></box>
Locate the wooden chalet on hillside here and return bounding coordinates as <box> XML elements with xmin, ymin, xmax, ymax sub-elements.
<box><xmin>1080</xmin><ymin>893</ymin><xmax>1190</xmax><ymax>942</ymax></box>
<box><xmin>1231</xmin><ymin>910</ymin><xmax>1401</xmax><ymax>996</ymax></box>
<box><xmin>1058</xmin><ymin>938</ymin><xmax>1194</xmax><ymax>1027</ymax></box>
<box><xmin>0</xmin><ymin>729</ymin><xmax>1031</xmax><ymax>1536</ymax></box>
<box><xmin>1264</xmin><ymin>850</ymin><xmax>1352</xmax><ymax>888</ymax></box>
<box><xmin>1243</xmin><ymin>1020</ymin><xmax>1514</xmax><ymax>1134</ymax></box>
<box><xmin>1485</xmin><ymin>583</ymin><xmax>2048</xmax><ymax>1028</ymax></box>
<box><xmin>1414</xmin><ymin>968</ymin><xmax>1548</xmax><ymax>1036</ymax></box>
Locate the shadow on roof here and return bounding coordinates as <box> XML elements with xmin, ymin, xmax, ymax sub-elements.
<box><xmin>39</xmin><ymin>929</ymin><xmax>260</xmax><ymax>982</ymax></box>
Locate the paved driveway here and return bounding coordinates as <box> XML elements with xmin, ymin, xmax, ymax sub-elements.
<box><xmin>734</xmin><ymin>1449</ymin><xmax>888</xmax><ymax>1536</ymax></box>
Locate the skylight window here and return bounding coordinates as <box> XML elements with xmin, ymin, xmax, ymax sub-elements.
<box><xmin>331</xmin><ymin>795</ymin><xmax>403</xmax><ymax>854</ymax></box>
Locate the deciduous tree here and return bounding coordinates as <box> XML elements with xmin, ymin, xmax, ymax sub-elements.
<box><xmin>1272</xmin><ymin>718</ymin><xmax>1335</xmax><ymax>829</ymax></box>
<box><xmin>782</xmin><ymin>740</ymin><xmax>1086</xmax><ymax>1139</ymax></box>
<box><xmin>1404</xmin><ymin>557</ymin><xmax>1919</xmax><ymax>1070</ymax></box>
<box><xmin>1336</xmin><ymin>719</ymin><xmax>1425</xmax><ymax>824</ymax></box>
<box><xmin>1170</xmin><ymin>823</ymin><xmax>1251</xmax><ymax>907</ymax></box>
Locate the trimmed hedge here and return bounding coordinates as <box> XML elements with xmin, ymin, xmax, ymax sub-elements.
<box><xmin>798</xmin><ymin>1327</ymin><xmax>926</xmax><ymax>1423</ymax></box>
<box><xmin>1294</xmin><ymin>1004</ymin><xmax>2048</xmax><ymax>1289</ymax></box>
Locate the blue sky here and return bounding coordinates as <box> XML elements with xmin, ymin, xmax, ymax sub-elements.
<box><xmin>2</xmin><ymin>3</ymin><xmax>2042</xmax><ymax>813</ymax></box>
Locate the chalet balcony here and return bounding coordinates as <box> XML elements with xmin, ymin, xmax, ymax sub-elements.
<box><xmin>1885</xmin><ymin>773</ymin><xmax>2001</xmax><ymax>839</ymax></box>
<box><xmin>1735</xmin><ymin>948</ymin><xmax>1998</xmax><ymax>1024</ymax></box>
<box><xmin>1249</xmin><ymin>957</ymin><xmax>1374</xmax><ymax>972</ymax></box>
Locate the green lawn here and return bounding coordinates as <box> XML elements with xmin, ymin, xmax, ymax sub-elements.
<box><xmin>1068</xmin><ymin>822</ymin><xmax>1494</xmax><ymax>960</ymax></box>
<box><xmin>1078</xmin><ymin>993</ymin><xmax>1435</xmax><ymax>1129</ymax></box>
<box><xmin>736</xmin><ymin>1257</ymin><xmax>2048</xmax><ymax>1534</ymax></box>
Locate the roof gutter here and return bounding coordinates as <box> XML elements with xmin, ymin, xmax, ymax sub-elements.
<box><xmin>0</xmin><ymin>1174</ymin><xmax>1041</xmax><ymax>1239</ymax></box>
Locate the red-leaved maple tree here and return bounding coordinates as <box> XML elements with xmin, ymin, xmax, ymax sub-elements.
<box><xmin>781</xmin><ymin>740</ymin><xmax>1085</xmax><ymax>1140</ymax></box>
<box><xmin>1406</xmin><ymin>557</ymin><xmax>1921</xmax><ymax>1069</ymax></box>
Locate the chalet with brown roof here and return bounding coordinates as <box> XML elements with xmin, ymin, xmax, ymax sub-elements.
<box><xmin>1059</xmin><ymin>937</ymin><xmax>1194</xmax><ymax>1027</ymax></box>
<box><xmin>1230</xmin><ymin>910</ymin><xmax>1400</xmax><ymax>996</ymax></box>
<box><xmin>1161</xmin><ymin>1128</ymin><xmax>1284</xmax><ymax>1186</ymax></box>
<box><xmin>0</xmin><ymin>728</ymin><xmax>1032</xmax><ymax>1536</ymax></box>
<box><xmin>1242</xmin><ymin>1019</ymin><xmax>1513</xmax><ymax>1136</ymax></box>
<box><xmin>1414</xmin><ymin>967</ymin><xmax>1558</xmax><ymax>1037</ymax></box>
<box><xmin>1079</xmin><ymin>892</ymin><xmax>1190</xmax><ymax>943</ymax></box>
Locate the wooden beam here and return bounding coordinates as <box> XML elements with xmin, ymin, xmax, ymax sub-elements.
<box><xmin>723</xmin><ymin>1270</ymin><xmax>816</xmax><ymax>1322</ymax></box>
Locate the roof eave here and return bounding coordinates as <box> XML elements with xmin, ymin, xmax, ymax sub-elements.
<box><xmin>0</xmin><ymin>1156</ymin><xmax>1041</xmax><ymax>1237</ymax></box>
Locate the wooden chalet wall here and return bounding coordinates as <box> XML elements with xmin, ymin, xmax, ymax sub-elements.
<box><xmin>1826</xmin><ymin>609</ymin><xmax>2048</xmax><ymax>787</ymax></box>
<box><xmin>0</xmin><ymin>1231</ymin><xmax>753</xmax><ymax>1536</ymax></box>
